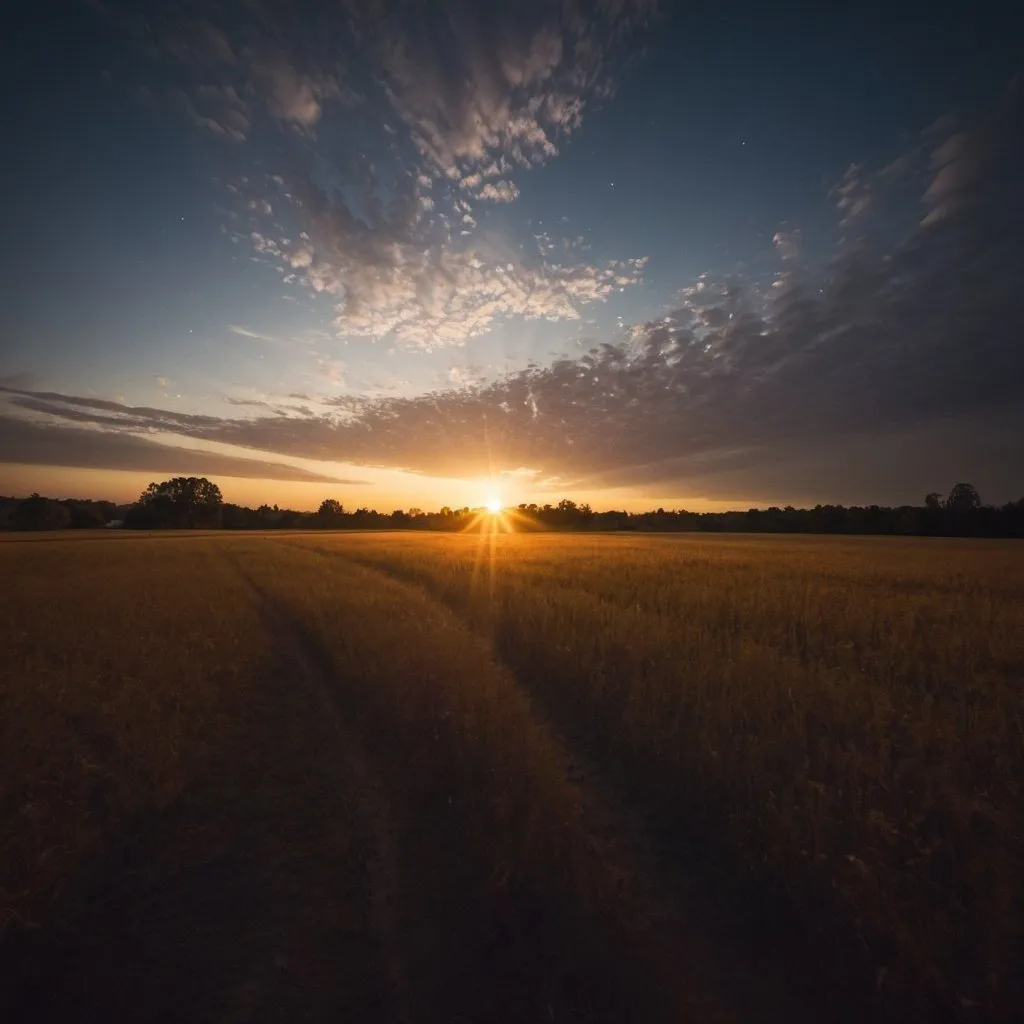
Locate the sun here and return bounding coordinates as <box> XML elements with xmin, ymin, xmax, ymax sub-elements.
<box><xmin>485</xmin><ymin>495</ymin><xmax>502</xmax><ymax>515</ymax></box>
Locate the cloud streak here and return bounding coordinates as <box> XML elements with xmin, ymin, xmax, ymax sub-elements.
<box><xmin>0</xmin><ymin>415</ymin><xmax>363</xmax><ymax>484</ymax></box>
<box><xmin>116</xmin><ymin>0</ymin><xmax>655</xmax><ymax>348</ymax></box>
<box><xmin>5</xmin><ymin>82</ymin><xmax>1022</xmax><ymax>502</ymax></box>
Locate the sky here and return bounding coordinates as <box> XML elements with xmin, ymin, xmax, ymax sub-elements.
<box><xmin>2</xmin><ymin>0</ymin><xmax>1023</xmax><ymax>512</ymax></box>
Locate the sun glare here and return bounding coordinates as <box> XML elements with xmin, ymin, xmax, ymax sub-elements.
<box><xmin>486</xmin><ymin>496</ymin><xmax>502</xmax><ymax>514</ymax></box>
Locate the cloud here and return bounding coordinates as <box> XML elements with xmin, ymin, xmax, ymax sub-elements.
<box><xmin>174</xmin><ymin>86</ymin><xmax>249</xmax><ymax>142</ymax></box>
<box><xmin>830</xmin><ymin>162</ymin><xmax>873</xmax><ymax>227</ymax></box>
<box><xmin>371</xmin><ymin>6</ymin><xmax>640</xmax><ymax>178</ymax></box>
<box><xmin>318</xmin><ymin>360</ymin><xmax>346</xmax><ymax>385</ymax></box>
<box><xmin>0</xmin><ymin>372</ymin><xmax>40</xmax><ymax>390</ymax></box>
<box><xmin>5</xmin><ymin>86</ymin><xmax>1022</xmax><ymax>503</ymax></box>
<box><xmin>447</xmin><ymin>366</ymin><xmax>483</xmax><ymax>387</ymax></box>
<box><xmin>772</xmin><ymin>230</ymin><xmax>800</xmax><ymax>261</ymax></box>
<box><xmin>246</xmin><ymin>169</ymin><xmax>647</xmax><ymax>346</ymax></box>
<box><xmin>127</xmin><ymin>0</ymin><xmax>655</xmax><ymax>348</ymax></box>
<box><xmin>0</xmin><ymin>416</ymin><xmax>361</xmax><ymax>484</ymax></box>
<box><xmin>477</xmin><ymin>180</ymin><xmax>520</xmax><ymax>203</ymax></box>
<box><xmin>258</xmin><ymin>58</ymin><xmax>334</xmax><ymax>129</ymax></box>
<box><xmin>228</xmin><ymin>324</ymin><xmax>276</xmax><ymax>341</ymax></box>
<box><xmin>225</xmin><ymin>397</ymin><xmax>273</xmax><ymax>408</ymax></box>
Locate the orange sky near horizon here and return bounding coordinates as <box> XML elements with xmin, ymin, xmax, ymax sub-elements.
<box><xmin>0</xmin><ymin>462</ymin><xmax>757</xmax><ymax>514</ymax></box>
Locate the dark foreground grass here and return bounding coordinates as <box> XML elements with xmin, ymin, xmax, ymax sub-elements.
<box><xmin>230</xmin><ymin>538</ymin><xmax>707</xmax><ymax>1022</ymax></box>
<box><xmin>1</xmin><ymin>538</ymin><xmax>379</xmax><ymax>1020</ymax></box>
<box><xmin>289</xmin><ymin>530</ymin><xmax>1024</xmax><ymax>1021</ymax></box>
<box><xmin>3</xmin><ymin>530</ymin><xmax>1021</xmax><ymax>1021</ymax></box>
<box><xmin>2</xmin><ymin>534</ymin><xmax>711</xmax><ymax>1022</ymax></box>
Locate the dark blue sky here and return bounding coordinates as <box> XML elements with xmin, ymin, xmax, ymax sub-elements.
<box><xmin>1</xmin><ymin>1</ymin><xmax>1022</xmax><ymax>508</ymax></box>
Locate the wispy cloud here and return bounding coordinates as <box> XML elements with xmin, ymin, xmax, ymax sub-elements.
<box><xmin>228</xmin><ymin>324</ymin><xmax>285</xmax><ymax>344</ymax></box>
<box><xmin>0</xmin><ymin>415</ymin><xmax>363</xmax><ymax>484</ymax></box>
<box><xmin>772</xmin><ymin>230</ymin><xmax>800</xmax><ymax>261</ymax></box>
<box><xmin>830</xmin><ymin>162</ymin><xmax>873</xmax><ymax>228</ymax></box>
<box><xmin>477</xmin><ymin>180</ymin><xmax>521</xmax><ymax>203</ymax></box>
<box><xmin>107</xmin><ymin>0</ymin><xmax>655</xmax><ymax>349</ymax></box>
<box><xmin>6</xmin><ymin>83</ymin><xmax>1022</xmax><ymax>501</ymax></box>
<box><xmin>371</xmin><ymin>4</ymin><xmax>653</xmax><ymax>180</ymax></box>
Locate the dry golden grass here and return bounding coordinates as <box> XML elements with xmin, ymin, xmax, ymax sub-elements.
<box><xmin>226</xmin><ymin>538</ymin><xmax>703</xmax><ymax>1022</ymax></box>
<box><xmin>3</xmin><ymin>530</ymin><xmax>1022</xmax><ymax>1021</ymax></box>
<box><xmin>2</xmin><ymin>533</ymin><xmax>710</xmax><ymax>1022</ymax></box>
<box><xmin>0</xmin><ymin>536</ymin><xmax>378</xmax><ymax>1019</ymax></box>
<box><xmin>1</xmin><ymin>537</ymin><xmax>263</xmax><ymax>923</ymax></box>
<box><xmin>289</xmin><ymin>530</ymin><xmax>1024</xmax><ymax>1018</ymax></box>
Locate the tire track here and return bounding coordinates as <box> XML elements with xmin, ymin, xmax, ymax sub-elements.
<box><xmin>277</xmin><ymin>540</ymin><xmax>764</xmax><ymax>1023</ymax></box>
<box><xmin>223</xmin><ymin>552</ymin><xmax>410</xmax><ymax>1024</ymax></box>
<box><xmin>287</xmin><ymin>539</ymin><xmax>868</xmax><ymax>1024</ymax></box>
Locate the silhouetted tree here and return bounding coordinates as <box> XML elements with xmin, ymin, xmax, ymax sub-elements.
<box><xmin>946</xmin><ymin>483</ymin><xmax>982</xmax><ymax>511</ymax></box>
<box><xmin>315</xmin><ymin>498</ymin><xmax>344</xmax><ymax>528</ymax></box>
<box><xmin>126</xmin><ymin>477</ymin><xmax>223</xmax><ymax>529</ymax></box>
<box><xmin>62</xmin><ymin>500</ymin><xmax>114</xmax><ymax>528</ymax></box>
<box><xmin>14</xmin><ymin>478</ymin><xmax>1024</xmax><ymax>538</ymax></box>
<box><xmin>11</xmin><ymin>495</ymin><xmax>71</xmax><ymax>530</ymax></box>
<box><xmin>943</xmin><ymin>482</ymin><xmax>982</xmax><ymax>536</ymax></box>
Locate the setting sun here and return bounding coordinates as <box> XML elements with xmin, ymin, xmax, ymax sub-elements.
<box><xmin>485</xmin><ymin>496</ymin><xmax>502</xmax><ymax>514</ymax></box>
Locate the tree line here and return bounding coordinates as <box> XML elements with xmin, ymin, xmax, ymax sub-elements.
<box><xmin>2</xmin><ymin>478</ymin><xmax>1023</xmax><ymax>538</ymax></box>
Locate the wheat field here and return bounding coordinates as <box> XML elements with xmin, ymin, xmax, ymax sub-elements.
<box><xmin>2</xmin><ymin>531</ymin><xmax>1021</xmax><ymax>1021</ymax></box>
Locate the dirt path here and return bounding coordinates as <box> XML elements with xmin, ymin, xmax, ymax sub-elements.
<box><xmin>283</xmin><ymin>545</ymin><xmax>748</xmax><ymax>1019</ymax></box>
<box><xmin>320</xmin><ymin>545</ymin><xmax>855</xmax><ymax>1024</ymax></box>
<box><xmin>225</xmin><ymin>557</ymin><xmax>410</xmax><ymax>1024</ymax></box>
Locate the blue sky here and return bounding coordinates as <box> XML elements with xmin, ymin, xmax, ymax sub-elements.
<box><xmin>2</xmin><ymin>1</ymin><xmax>1023</xmax><ymax>509</ymax></box>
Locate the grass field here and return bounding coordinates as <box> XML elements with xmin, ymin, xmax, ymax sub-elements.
<box><xmin>2</xmin><ymin>530</ymin><xmax>1022</xmax><ymax>1022</ymax></box>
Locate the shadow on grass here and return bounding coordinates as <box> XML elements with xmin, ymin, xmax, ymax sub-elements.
<box><xmin>327</xmin><ymin>547</ymin><xmax>894</xmax><ymax>1022</ymax></box>
<box><xmin>2</xmin><ymin>663</ymin><xmax>384</xmax><ymax>1024</ymax></box>
<box><xmin>482</xmin><ymin>610</ymin><xmax>954</xmax><ymax>1024</ymax></box>
<box><xmin>250</xmin><ymin>591</ymin><xmax>691</xmax><ymax>1022</ymax></box>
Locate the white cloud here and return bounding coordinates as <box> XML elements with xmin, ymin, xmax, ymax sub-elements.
<box><xmin>273</xmin><ymin>227</ymin><xmax>647</xmax><ymax>348</ymax></box>
<box><xmin>831</xmin><ymin>163</ymin><xmax>873</xmax><ymax>227</ymax></box>
<box><xmin>477</xmin><ymin>180</ymin><xmax>520</xmax><ymax>203</ymax></box>
<box><xmin>288</xmin><ymin>246</ymin><xmax>314</xmax><ymax>268</ymax></box>
<box><xmin>772</xmin><ymin>230</ymin><xmax>800</xmax><ymax>261</ymax></box>
<box><xmin>227</xmin><ymin>325</ymin><xmax>290</xmax><ymax>345</ymax></box>
<box><xmin>447</xmin><ymin>366</ymin><xmax>481</xmax><ymax>386</ymax></box>
<box><xmin>374</xmin><ymin>3</ymin><xmax>647</xmax><ymax>181</ymax></box>
<box><xmin>318</xmin><ymin>359</ymin><xmax>345</xmax><ymax>385</ymax></box>
<box><xmin>159</xmin><ymin>1</ymin><xmax>655</xmax><ymax>350</ymax></box>
<box><xmin>263</xmin><ymin>61</ymin><xmax>324</xmax><ymax>127</ymax></box>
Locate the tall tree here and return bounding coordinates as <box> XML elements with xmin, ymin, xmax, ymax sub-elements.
<box><xmin>946</xmin><ymin>483</ymin><xmax>982</xmax><ymax>511</ymax></box>
<box><xmin>127</xmin><ymin>477</ymin><xmax>223</xmax><ymax>529</ymax></box>
<box><xmin>11</xmin><ymin>495</ymin><xmax>71</xmax><ymax>531</ymax></box>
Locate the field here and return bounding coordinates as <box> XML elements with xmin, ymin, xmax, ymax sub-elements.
<box><xmin>2</xmin><ymin>530</ymin><xmax>1022</xmax><ymax>1022</ymax></box>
